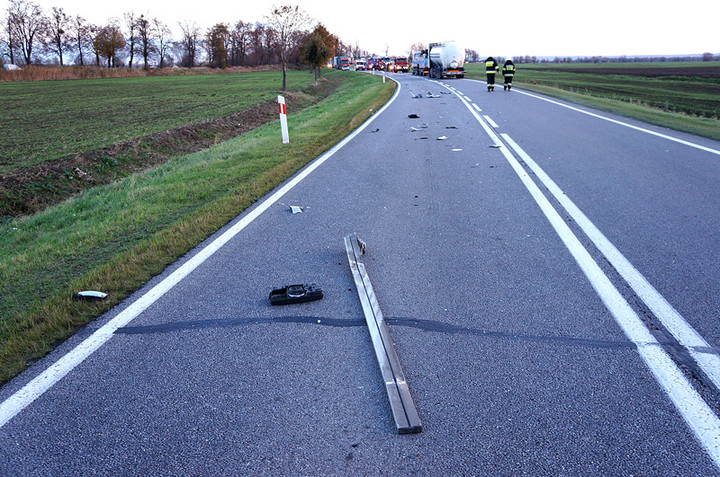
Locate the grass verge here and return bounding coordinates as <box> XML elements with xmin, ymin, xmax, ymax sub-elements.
<box><xmin>463</xmin><ymin>62</ymin><xmax>720</xmax><ymax>141</ymax></box>
<box><xmin>0</xmin><ymin>71</ymin><xmax>395</xmax><ymax>385</ymax></box>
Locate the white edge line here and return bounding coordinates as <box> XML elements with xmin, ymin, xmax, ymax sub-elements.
<box><xmin>501</xmin><ymin>133</ymin><xmax>720</xmax><ymax>391</ymax></box>
<box><xmin>483</xmin><ymin>115</ymin><xmax>499</xmax><ymax>128</ymax></box>
<box><xmin>472</xmin><ymin>103</ymin><xmax>482</xmax><ymax>112</ymax></box>
<box><xmin>445</xmin><ymin>85</ymin><xmax>720</xmax><ymax>469</ymax></box>
<box><xmin>0</xmin><ymin>77</ymin><xmax>404</xmax><ymax>430</ymax></box>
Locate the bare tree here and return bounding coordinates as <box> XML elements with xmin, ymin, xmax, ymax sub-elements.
<box><xmin>2</xmin><ymin>13</ymin><xmax>14</xmax><ymax>64</ymax></box>
<box><xmin>229</xmin><ymin>20</ymin><xmax>250</xmax><ymax>66</ymax></box>
<box><xmin>123</xmin><ymin>12</ymin><xmax>137</xmax><ymax>68</ymax></box>
<box><xmin>265</xmin><ymin>5</ymin><xmax>311</xmax><ymax>91</ymax></box>
<box><xmin>136</xmin><ymin>14</ymin><xmax>154</xmax><ymax>69</ymax></box>
<box><xmin>178</xmin><ymin>21</ymin><xmax>200</xmax><ymax>67</ymax></box>
<box><xmin>153</xmin><ymin>18</ymin><xmax>171</xmax><ymax>68</ymax></box>
<box><xmin>70</xmin><ymin>15</ymin><xmax>90</xmax><ymax>66</ymax></box>
<box><xmin>8</xmin><ymin>0</ymin><xmax>44</xmax><ymax>65</ymax></box>
<box><xmin>45</xmin><ymin>7</ymin><xmax>70</xmax><ymax>66</ymax></box>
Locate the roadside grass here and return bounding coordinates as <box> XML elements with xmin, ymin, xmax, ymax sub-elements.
<box><xmin>0</xmin><ymin>71</ymin><xmax>395</xmax><ymax>385</ymax></box>
<box><xmin>464</xmin><ymin>62</ymin><xmax>720</xmax><ymax>141</ymax></box>
<box><xmin>0</xmin><ymin>70</ymin><xmax>313</xmax><ymax>171</ymax></box>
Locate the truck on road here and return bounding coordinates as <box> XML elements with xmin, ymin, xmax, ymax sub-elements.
<box><xmin>332</xmin><ymin>56</ymin><xmax>351</xmax><ymax>70</ymax></box>
<box><xmin>418</xmin><ymin>41</ymin><xmax>464</xmax><ymax>79</ymax></box>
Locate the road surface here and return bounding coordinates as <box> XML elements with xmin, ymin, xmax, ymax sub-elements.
<box><xmin>2</xmin><ymin>72</ymin><xmax>719</xmax><ymax>475</ymax></box>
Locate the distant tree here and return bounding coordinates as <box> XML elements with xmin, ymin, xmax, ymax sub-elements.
<box><xmin>7</xmin><ymin>0</ymin><xmax>44</xmax><ymax>65</ymax></box>
<box><xmin>178</xmin><ymin>21</ymin><xmax>200</xmax><ymax>67</ymax></box>
<box><xmin>70</xmin><ymin>15</ymin><xmax>90</xmax><ymax>66</ymax></box>
<box><xmin>464</xmin><ymin>48</ymin><xmax>479</xmax><ymax>62</ymax></box>
<box><xmin>2</xmin><ymin>13</ymin><xmax>15</xmax><ymax>64</ymax></box>
<box><xmin>702</xmin><ymin>52</ymin><xmax>713</xmax><ymax>62</ymax></box>
<box><xmin>409</xmin><ymin>42</ymin><xmax>425</xmax><ymax>54</ymax></box>
<box><xmin>123</xmin><ymin>12</ymin><xmax>137</xmax><ymax>68</ymax></box>
<box><xmin>93</xmin><ymin>23</ymin><xmax>125</xmax><ymax>67</ymax></box>
<box><xmin>228</xmin><ymin>20</ymin><xmax>251</xmax><ymax>66</ymax></box>
<box><xmin>205</xmin><ymin>23</ymin><xmax>229</xmax><ymax>68</ymax></box>
<box><xmin>265</xmin><ymin>5</ymin><xmax>311</xmax><ymax>91</ymax></box>
<box><xmin>154</xmin><ymin>18</ymin><xmax>170</xmax><ymax>68</ymax></box>
<box><xmin>299</xmin><ymin>23</ymin><xmax>336</xmax><ymax>81</ymax></box>
<box><xmin>136</xmin><ymin>14</ymin><xmax>154</xmax><ymax>69</ymax></box>
<box><xmin>44</xmin><ymin>7</ymin><xmax>70</xmax><ymax>66</ymax></box>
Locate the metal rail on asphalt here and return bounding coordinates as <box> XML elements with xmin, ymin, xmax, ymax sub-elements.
<box><xmin>344</xmin><ymin>233</ymin><xmax>422</xmax><ymax>434</ymax></box>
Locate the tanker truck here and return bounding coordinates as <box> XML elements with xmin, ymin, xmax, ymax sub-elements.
<box><xmin>427</xmin><ymin>41</ymin><xmax>465</xmax><ymax>79</ymax></box>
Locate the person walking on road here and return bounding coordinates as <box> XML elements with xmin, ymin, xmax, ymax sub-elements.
<box><xmin>485</xmin><ymin>56</ymin><xmax>499</xmax><ymax>91</ymax></box>
<box><xmin>502</xmin><ymin>59</ymin><xmax>516</xmax><ymax>91</ymax></box>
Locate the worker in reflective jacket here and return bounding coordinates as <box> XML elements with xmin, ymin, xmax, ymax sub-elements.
<box><xmin>485</xmin><ymin>57</ymin><xmax>499</xmax><ymax>91</ymax></box>
<box><xmin>502</xmin><ymin>59</ymin><xmax>516</xmax><ymax>91</ymax></box>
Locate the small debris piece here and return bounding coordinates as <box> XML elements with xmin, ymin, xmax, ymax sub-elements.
<box><xmin>452</xmin><ymin>149</ymin><xmax>463</xmax><ymax>152</ymax></box>
<box><xmin>418</xmin><ymin>136</ymin><xmax>429</xmax><ymax>140</ymax></box>
<box><xmin>437</xmin><ymin>136</ymin><xmax>449</xmax><ymax>140</ymax></box>
<box><xmin>408</xmin><ymin>114</ymin><xmax>420</xmax><ymax>118</ymax></box>
<box><xmin>75</xmin><ymin>291</ymin><xmax>108</xmax><ymax>301</ymax></box>
<box><xmin>269</xmin><ymin>284</ymin><xmax>323</xmax><ymax>306</ymax></box>
<box><xmin>290</xmin><ymin>205</ymin><xmax>303</xmax><ymax>214</ymax></box>
<box><xmin>446</xmin><ymin>126</ymin><xmax>458</xmax><ymax>129</ymax></box>
<box><xmin>370</xmin><ymin>128</ymin><xmax>380</xmax><ymax>133</ymax></box>
<box><xmin>489</xmin><ymin>144</ymin><xmax>502</xmax><ymax>148</ymax></box>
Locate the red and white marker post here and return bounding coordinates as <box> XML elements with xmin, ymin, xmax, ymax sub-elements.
<box><xmin>278</xmin><ymin>95</ymin><xmax>289</xmax><ymax>144</ymax></box>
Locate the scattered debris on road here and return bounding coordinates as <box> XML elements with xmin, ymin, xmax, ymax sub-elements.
<box><xmin>269</xmin><ymin>284</ymin><xmax>323</xmax><ymax>305</ymax></box>
<box><xmin>75</xmin><ymin>291</ymin><xmax>108</xmax><ymax>301</ymax></box>
<box><xmin>408</xmin><ymin>114</ymin><xmax>420</xmax><ymax>119</ymax></box>
<box><xmin>437</xmin><ymin>136</ymin><xmax>449</xmax><ymax>140</ymax></box>
<box><xmin>290</xmin><ymin>205</ymin><xmax>303</xmax><ymax>214</ymax></box>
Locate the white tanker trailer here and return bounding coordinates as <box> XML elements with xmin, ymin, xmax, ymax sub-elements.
<box><xmin>428</xmin><ymin>41</ymin><xmax>465</xmax><ymax>79</ymax></box>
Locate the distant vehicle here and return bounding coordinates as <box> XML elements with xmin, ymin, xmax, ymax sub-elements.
<box><xmin>411</xmin><ymin>51</ymin><xmax>429</xmax><ymax>76</ymax></box>
<box><xmin>341</xmin><ymin>64</ymin><xmax>350</xmax><ymax>71</ymax></box>
<box><xmin>2</xmin><ymin>64</ymin><xmax>21</xmax><ymax>71</ymax></box>
<box><xmin>355</xmin><ymin>59</ymin><xmax>367</xmax><ymax>71</ymax></box>
<box><xmin>332</xmin><ymin>56</ymin><xmax>352</xmax><ymax>70</ymax></box>
<box><xmin>428</xmin><ymin>41</ymin><xmax>465</xmax><ymax>78</ymax></box>
<box><xmin>393</xmin><ymin>56</ymin><xmax>409</xmax><ymax>73</ymax></box>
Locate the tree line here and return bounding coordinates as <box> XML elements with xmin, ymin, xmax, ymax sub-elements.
<box><xmin>1</xmin><ymin>0</ymin><xmax>363</xmax><ymax>81</ymax></box>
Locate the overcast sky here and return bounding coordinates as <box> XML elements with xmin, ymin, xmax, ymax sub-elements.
<box><xmin>12</xmin><ymin>0</ymin><xmax>720</xmax><ymax>58</ymax></box>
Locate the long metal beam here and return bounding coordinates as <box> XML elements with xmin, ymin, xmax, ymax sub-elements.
<box><xmin>344</xmin><ymin>233</ymin><xmax>422</xmax><ymax>434</ymax></box>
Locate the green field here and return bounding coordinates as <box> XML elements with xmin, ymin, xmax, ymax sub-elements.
<box><xmin>0</xmin><ymin>71</ymin><xmax>316</xmax><ymax>171</ymax></box>
<box><xmin>464</xmin><ymin>61</ymin><xmax>720</xmax><ymax>140</ymax></box>
<box><xmin>0</xmin><ymin>69</ymin><xmax>395</xmax><ymax>384</ymax></box>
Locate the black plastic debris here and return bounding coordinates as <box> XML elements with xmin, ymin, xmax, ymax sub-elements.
<box><xmin>75</xmin><ymin>291</ymin><xmax>108</xmax><ymax>301</ymax></box>
<box><xmin>269</xmin><ymin>284</ymin><xmax>323</xmax><ymax>305</ymax></box>
<box><xmin>408</xmin><ymin>114</ymin><xmax>420</xmax><ymax>119</ymax></box>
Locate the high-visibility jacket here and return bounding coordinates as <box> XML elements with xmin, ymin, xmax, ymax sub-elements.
<box><xmin>502</xmin><ymin>64</ymin><xmax>515</xmax><ymax>77</ymax></box>
<box><xmin>485</xmin><ymin>59</ymin><xmax>498</xmax><ymax>74</ymax></box>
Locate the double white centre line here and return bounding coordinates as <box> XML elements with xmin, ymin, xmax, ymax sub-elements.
<box><xmin>443</xmin><ymin>82</ymin><xmax>720</xmax><ymax>469</ymax></box>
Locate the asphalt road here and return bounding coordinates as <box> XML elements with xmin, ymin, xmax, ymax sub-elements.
<box><xmin>2</xmin><ymin>71</ymin><xmax>720</xmax><ymax>475</ymax></box>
